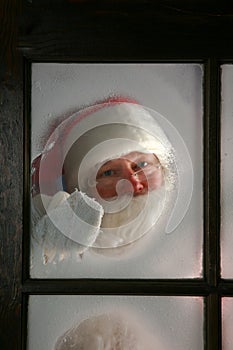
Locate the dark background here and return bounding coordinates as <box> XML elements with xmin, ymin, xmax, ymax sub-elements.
<box><xmin>1</xmin><ymin>1</ymin><xmax>233</xmax><ymax>349</ymax></box>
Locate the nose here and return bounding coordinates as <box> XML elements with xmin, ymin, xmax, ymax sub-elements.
<box><xmin>129</xmin><ymin>173</ymin><xmax>144</xmax><ymax>194</ymax></box>
<box><xmin>122</xmin><ymin>164</ymin><xmax>145</xmax><ymax>194</ymax></box>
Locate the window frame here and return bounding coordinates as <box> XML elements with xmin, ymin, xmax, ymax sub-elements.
<box><xmin>2</xmin><ymin>1</ymin><xmax>233</xmax><ymax>349</ymax></box>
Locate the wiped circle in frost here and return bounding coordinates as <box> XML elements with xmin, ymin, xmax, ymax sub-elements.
<box><xmin>38</xmin><ymin>102</ymin><xmax>193</xmax><ymax>248</ymax></box>
<box><xmin>77</xmin><ymin>138</ymin><xmax>167</xmax><ymax>248</ymax></box>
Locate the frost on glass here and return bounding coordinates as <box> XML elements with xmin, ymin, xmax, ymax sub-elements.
<box><xmin>30</xmin><ymin>63</ymin><xmax>203</xmax><ymax>279</ymax></box>
<box><xmin>222</xmin><ymin>298</ymin><xmax>233</xmax><ymax>349</ymax></box>
<box><xmin>27</xmin><ymin>295</ymin><xmax>203</xmax><ymax>350</ymax></box>
<box><xmin>221</xmin><ymin>65</ymin><xmax>233</xmax><ymax>278</ymax></box>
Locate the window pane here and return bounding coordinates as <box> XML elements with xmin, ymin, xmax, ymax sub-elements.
<box><xmin>27</xmin><ymin>295</ymin><xmax>203</xmax><ymax>350</ymax></box>
<box><xmin>30</xmin><ymin>63</ymin><xmax>203</xmax><ymax>278</ymax></box>
<box><xmin>222</xmin><ymin>298</ymin><xmax>233</xmax><ymax>349</ymax></box>
<box><xmin>221</xmin><ymin>64</ymin><xmax>233</xmax><ymax>278</ymax></box>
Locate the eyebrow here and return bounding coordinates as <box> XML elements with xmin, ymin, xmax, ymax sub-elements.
<box><xmin>123</xmin><ymin>154</ymin><xmax>151</xmax><ymax>162</ymax></box>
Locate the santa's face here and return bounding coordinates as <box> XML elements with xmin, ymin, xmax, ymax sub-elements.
<box><xmin>96</xmin><ymin>152</ymin><xmax>164</xmax><ymax>199</ymax></box>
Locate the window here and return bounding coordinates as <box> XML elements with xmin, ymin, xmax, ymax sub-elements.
<box><xmin>29</xmin><ymin>62</ymin><xmax>203</xmax><ymax>279</ymax></box>
<box><xmin>1</xmin><ymin>2</ymin><xmax>233</xmax><ymax>349</ymax></box>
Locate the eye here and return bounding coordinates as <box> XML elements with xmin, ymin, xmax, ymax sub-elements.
<box><xmin>102</xmin><ymin>169</ymin><xmax>115</xmax><ymax>177</ymax></box>
<box><xmin>136</xmin><ymin>161</ymin><xmax>148</xmax><ymax>168</ymax></box>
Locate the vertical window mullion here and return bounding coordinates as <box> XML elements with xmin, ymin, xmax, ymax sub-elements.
<box><xmin>23</xmin><ymin>58</ymin><xmax>32</xmax><ymax>283</ymax></box>
<box><xmin>204</xmin><ymin>58</ymin><xmax>221</xmax><ymax>349</ymax></box>
<box><xmin>205</xmin><ymin>294</ymin><xmax>222</xmax><ymax>350</ymax></box>
<box><xmin>204</xmin><ymin>58</ymin><xmax>221</xmax><ymax>285</ymax></box>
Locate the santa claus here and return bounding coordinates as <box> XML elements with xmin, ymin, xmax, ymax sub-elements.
<box><xmin>31</xmin><ymin>97</ymin><xmax>177</xmax><ymax>263</ymax></box>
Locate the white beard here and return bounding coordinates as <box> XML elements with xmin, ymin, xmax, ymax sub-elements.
<box><xmin>31</xmin><ymin>187</ymin><xmax>167</xmax><ymax>264</ymax></box>
<box><xmin>92</xmin><ymin>186</ymin><xmax>166</xmax><ymax>249</ymax></box>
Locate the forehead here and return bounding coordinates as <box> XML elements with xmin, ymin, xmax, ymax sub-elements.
<box><xmin>100</xmin><ymin>151</ymin><xmax>157</xmax><ymax>167</ymax></box>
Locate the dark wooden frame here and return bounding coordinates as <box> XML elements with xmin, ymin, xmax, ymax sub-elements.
<box><xmin>1</xmin><ymin>1</ymin><xmax>233</xmax><ymax>349</ymax></box>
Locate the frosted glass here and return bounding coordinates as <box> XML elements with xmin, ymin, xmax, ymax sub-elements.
<box><xmin>30</xmin><ymin>63</ymin><xmax>203</xmax><ymax>279</ymax></box>
<box><xmin>221</xmin><ymin>65</ymin><xmax>233</xmax><ymax>278</ymax></box>
<box><xmin>27</xmin><ymin>295</ymin><xmax>203</xmax><ymax>350</ymax></box>
<box><xmin>222</xmin><ymin>298</ymin><xmax>233</xmax><ymax>349</ymax></box>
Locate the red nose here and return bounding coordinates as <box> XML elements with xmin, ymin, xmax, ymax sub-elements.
<box><xmin>129</xmin><ymin>174</ymin><xmax>144</xmax><ymax>194</ymax></box>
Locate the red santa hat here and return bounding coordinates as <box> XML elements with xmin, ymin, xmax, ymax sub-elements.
<box><xmin>32</xmin><ymin>96</ymin><xmax>175</xmax><ymax>197</ymax></box>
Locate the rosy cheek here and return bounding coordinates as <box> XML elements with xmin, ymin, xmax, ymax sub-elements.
<box><xmin>96</xmin><ymin>182</ymin><xmax>117</xmax><ymax>199</ymax></box>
